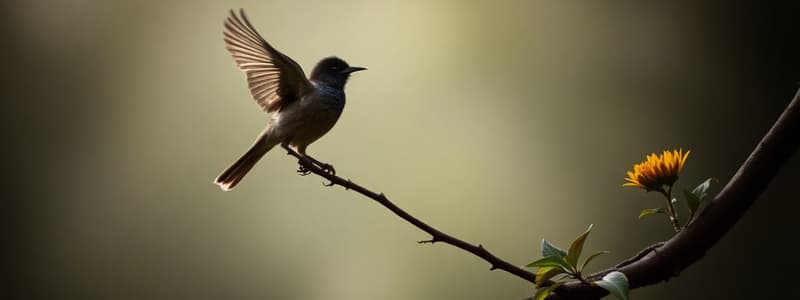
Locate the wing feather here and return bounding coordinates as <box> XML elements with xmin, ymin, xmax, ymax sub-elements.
<box><xmin>223</xmin><ymin>9</ymin><xmax>311</xmax><ymax>112</ymax></box>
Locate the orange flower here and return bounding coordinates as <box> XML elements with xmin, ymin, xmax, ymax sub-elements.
<box><xmin>624</xmin><ymin>149</ymin><xmax>690</xmax><ymax>191</ymax></box>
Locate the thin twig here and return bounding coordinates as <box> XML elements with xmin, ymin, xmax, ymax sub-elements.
<box><xmin>281</xmin><ymin>144</ymin><xmax>537</xmax><ymax>283</ymax></box>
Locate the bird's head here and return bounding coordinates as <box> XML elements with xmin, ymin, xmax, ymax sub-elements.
<box><xmin>309</xmin><ymin>57</ymin><xmax>366</xmax><ymax>89</ymax></box>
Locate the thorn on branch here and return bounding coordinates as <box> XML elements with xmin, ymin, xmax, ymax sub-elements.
<box><xmin>418</xmin><ymin>238</ymin><xmax>438</xmax><ymax>244</ymax></box>
<box><xmin>344</xmin><ymin>179</ymin><xmax>353</xmax><ymax>190</ymax></box>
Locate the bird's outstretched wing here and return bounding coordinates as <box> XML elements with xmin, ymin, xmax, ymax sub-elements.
<box><xmin>223</xmin><ymin>9</ymin><xmax>312</xmax><ymax>112</ymax></box>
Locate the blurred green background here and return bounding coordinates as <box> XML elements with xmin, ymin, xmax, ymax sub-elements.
<box><xmin>5</xmin><ymin>0</ymin><xmax>799</xmax><ymax>299</ymax></box>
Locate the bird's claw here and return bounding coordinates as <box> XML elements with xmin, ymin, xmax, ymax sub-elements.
<box><xmin>294</xmin><ymin>157</ymin><xmax>334</xmax><ymax>177</ymax></box>
<box><xmin>296</xmin><ymin>163</ymin><xmax>312</xmax><ymax>176</ymax></box>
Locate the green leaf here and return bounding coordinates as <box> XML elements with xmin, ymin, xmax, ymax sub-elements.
<box><xmin>578</xmin><ymin>250</ymin><xmax>610</xmax><ymax>273</ymax></box>
<box><xmin>685</xmin><ymin>178</ymin><xmax>717</xmax><ymax>216</ymax></box>
<box><xmin>683</xmin><ymin>189</ymin><xmax>701</xmax><ymax>215</ymax></box>
<box><xmin>533</xmin><ymin>282</ymin><xmax>563</xmax><ymax>300</ymax></box>
<box><xmin>541</xmin><ymin>239</ymin><xmax>567</xmax><ymax>258</ymax></box>
<box><xmin>594</xmin><ymin>271</ymin><xmax>629</xmax><ymax>300</ymax></box>
<box><xmin>692</xmin><ymin>177</ymin><xmax>717</xmax><ymax>201</ymax></box>
<box><xmin>566</xmin><ymin>224</ymin><xmax>593</xmax><ymax>267</ymax></box>
<box><xmin>535</xmin><ymin>266</ymin><xmax>565</xmax><ymax>287</ymax></box>
<box><xmin>638</xmin><ymin>207</ymin><xmax>666</xmax><ymax>219</ymax></box>
<box><xmin>525</xmin><ymin>255</ymin><xmax>574</xmax><ymax>273</ymax></box>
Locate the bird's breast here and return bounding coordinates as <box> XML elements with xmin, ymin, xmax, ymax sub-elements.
<box><xmin>314</xmin><ymin>86</ymin><xmax>346</xmax><ymax>112</ymax></box>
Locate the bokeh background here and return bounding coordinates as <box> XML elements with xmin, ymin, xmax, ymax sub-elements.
<box><xmin>4</xmin><ymin>1</ymin><xmax>799</xmax><ymax>299</ymax></box>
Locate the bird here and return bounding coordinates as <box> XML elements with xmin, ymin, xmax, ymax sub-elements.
<box><xmin>214</xmin><ymin>9</ymin><xmax>366</xmax><ymax>191</ymax></box>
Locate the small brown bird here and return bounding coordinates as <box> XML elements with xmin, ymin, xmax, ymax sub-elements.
<box><xmin>215</xmin><ymin>9</ymin><xmax>365</xmax><ymax>191</ymax></box>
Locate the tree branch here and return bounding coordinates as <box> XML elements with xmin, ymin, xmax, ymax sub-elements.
<box><xmin>284</xmin><ymin>86</ymin><xmax>798</xmax><ymax>299</ymax></box>
<box><xmin>545</xmin><ymin>87</ymin><xmax>800</xmax><ymax>299</ymax></box>
<box><xmin>282</xmin><ymin>145</ymin><xmax>538</xmax><ymax>283</ymax></box>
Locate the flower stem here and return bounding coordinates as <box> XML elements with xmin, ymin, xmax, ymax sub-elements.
<box><xmin>659</xmin><ymin>187</ymin><xmax>681</xmax><ymax>232</ymax></box>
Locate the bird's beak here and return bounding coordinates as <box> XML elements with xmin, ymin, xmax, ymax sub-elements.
<box><xmin>343</xmin><ymin>66</ymin><xmax>367</xmax><ymax>74</ymax></box>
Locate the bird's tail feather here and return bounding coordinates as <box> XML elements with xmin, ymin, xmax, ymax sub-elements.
<box><xmin>215</xmin><ymin>131</ymin><xmax>278</xmax><ymax>191</ymax></box>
